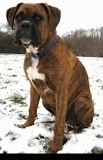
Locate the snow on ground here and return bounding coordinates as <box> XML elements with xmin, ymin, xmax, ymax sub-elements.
<box><xmin>0</xmin><ymin>54</ymin><xmax>103</xmax><ymax>154</ymax></box>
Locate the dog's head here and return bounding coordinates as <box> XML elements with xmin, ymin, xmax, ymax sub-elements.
<box><xmin>6</xmin><ymin>3</ymin><xmax>61</xmax><ymax>48</ymax></box>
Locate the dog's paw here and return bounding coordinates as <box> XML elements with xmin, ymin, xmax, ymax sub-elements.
<box><xmin>14</xmin><ymin>123</ymin><xmax>25</xmax><ymax>128</ymax></box>
<box><xmin>46</xmin><ymin>148</ymin><xmax>57</xmax><ymax>154</ymax></box>
<box><xmin>18</xmin><ymin>120</ymin><xmax>34</xmax><ymax>128</ymax></box>
<box><xmin>46</xmin><ymin>142</ymin><xmax>62</xmax><ymax>153</ymax></box>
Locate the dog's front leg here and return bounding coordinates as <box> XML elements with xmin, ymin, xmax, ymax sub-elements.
<box><xmin>20</xmin><ymin>84</ymin><xmax>40</xmax><ymax>128</ymax></box>
<box><xmin>47</xmin><ymin>87</ymin><xmax>68</xmax><ymax>153</ymax></box>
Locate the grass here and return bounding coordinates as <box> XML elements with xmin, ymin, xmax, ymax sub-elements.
<box><xmin>9</xmin><ymin>91</ymin><xmax>26</xmax><ymax>104</ymax></box>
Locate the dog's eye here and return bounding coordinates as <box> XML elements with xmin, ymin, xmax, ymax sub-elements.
<box><xmin>15</xmin><ymin>14</ymin><xmax>23</xmax><ymax>22</ymax></box>
<box><xmin>33</xmin><ymin>14</ymin><xmax>42</xmax><ymax>23</ymax></box>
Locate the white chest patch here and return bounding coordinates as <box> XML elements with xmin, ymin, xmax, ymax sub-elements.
<box><xmin>26</xmin><ymin>45</ymin><xmax>38</xmax><ymax>54</ymax></box>
<box><xmin>26</xmin><ymin>45</ymin><xmax>45</xmax><ymax>82</ymax></box>
<box><xmin>27</xmin><ymin>57</ymin><xmax>45</xmax><ymax>82</ymax></box>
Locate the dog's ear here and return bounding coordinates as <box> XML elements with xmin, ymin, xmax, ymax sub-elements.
<box><xmin>6</xmin><ymin>3</ymin><xmax>23</xmax><ymax>29</ymax></box>
<box><xmin>41</xmin><ymin>3</ymin><xmax>61</xmax><ymax>31</ymax></box>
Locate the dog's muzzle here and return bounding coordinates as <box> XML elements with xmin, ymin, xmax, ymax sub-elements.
<box><xmin>14</xmin><ymin>20</ymin><xmax>42</xmax><ymax>46</ymax></box>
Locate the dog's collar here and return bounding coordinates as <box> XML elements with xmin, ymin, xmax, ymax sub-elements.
<box><xmin>31</xmin><ymin>35</ymin><xmax>59</xmax><ymax>58</ymax></box>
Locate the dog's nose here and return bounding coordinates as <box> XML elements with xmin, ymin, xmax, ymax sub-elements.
<box><xmin>20</xmin><ymin>21</ymin><xmax>31</xmax><ymax>30</ymax></box>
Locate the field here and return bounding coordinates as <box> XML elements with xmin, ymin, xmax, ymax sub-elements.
<box><xmin>0</xmin><ymin>54</ymin><xmax>103</xmax><ymax>153</ymax></box>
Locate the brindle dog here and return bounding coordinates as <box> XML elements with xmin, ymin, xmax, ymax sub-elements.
<box><xmin>6</xmin><ymin>3</ymin><xmax>94</xmax><ymax>153</ymax></box>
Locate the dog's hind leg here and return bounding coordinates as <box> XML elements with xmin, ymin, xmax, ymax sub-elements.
<box><xmin>66</xmin><ymin>96</ymin><xmax>94</xmax><ymax>132</ymax></box>
<box><xmin>74</xmin><ymin>96</ymin><xmax>94</xmax><ymax>128</ymax></box>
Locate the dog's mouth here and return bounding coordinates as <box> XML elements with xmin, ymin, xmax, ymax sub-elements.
<box><xmin>14</xmin><ymin>25</ymin><xmax>42</xmax><ymax>47</ymax></box>
<box><xmin>20</xmin><ymin>38</ymin><xmax>31</xmax><ymax>45</ymax></box>
<box><xmin>14</xmin><ymin>34</ymin><xmax>41</xmax><ymax>47</ymax></box>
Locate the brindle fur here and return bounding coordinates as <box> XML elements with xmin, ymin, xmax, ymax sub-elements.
<box><xmin>6</xmin><ymin>3</ymin><xmax>94</xmax><ymax>153</ymax></box>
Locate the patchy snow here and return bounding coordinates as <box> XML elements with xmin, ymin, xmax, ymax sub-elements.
<box><xmin>0</xmin><ymin>54</ymin><xmax>103</xmax><ymax>154</ymax></box>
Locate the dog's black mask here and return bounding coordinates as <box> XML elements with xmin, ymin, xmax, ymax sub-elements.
<box><xmin>14</xmin><ymin>20</ymin><xmax>42</xmax><ymax>46</ymax></box>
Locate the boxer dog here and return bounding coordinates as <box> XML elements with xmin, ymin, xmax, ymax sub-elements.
<box><xmin>6</xmin><ymin>2</ymin><xmax>94</xmax><ymax>153</ymax></box>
